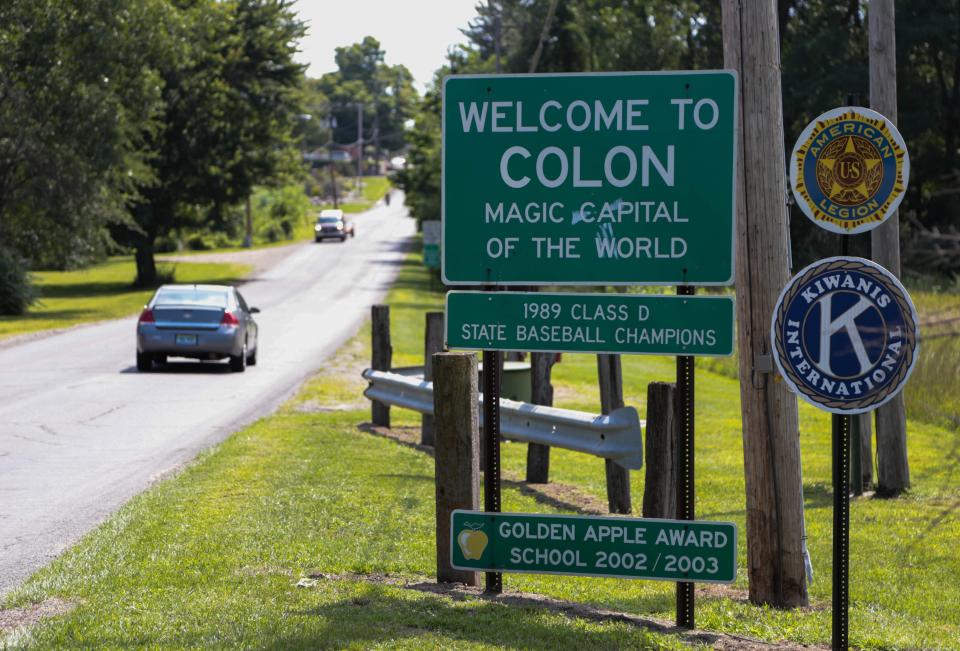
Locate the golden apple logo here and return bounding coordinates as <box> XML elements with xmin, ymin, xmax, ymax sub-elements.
<box><xmin>457</xmin><ymin>522</ymin><xmax>488</xmax><ymax>560</ymax></box>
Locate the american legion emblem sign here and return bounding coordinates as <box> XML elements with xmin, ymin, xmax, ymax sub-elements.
<box><xmin>790</xmin><ymin>107</ymin><xmax>909</xmax><ymax>235</ymax></box>
<box><xmin>771</xmin><ymin>256</ymin><xmax>919</xmax><ymax>414</ymax></box>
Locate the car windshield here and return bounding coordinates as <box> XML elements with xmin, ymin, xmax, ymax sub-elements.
<box><xmin>155</xmin><ymin>289</ymin><xmax>228</xmax><ymax>307</ymax></box>
<box><xmin>319</xmin><ymin>217</ymin><xmax>342</xmax><ymax>224</ymax></box>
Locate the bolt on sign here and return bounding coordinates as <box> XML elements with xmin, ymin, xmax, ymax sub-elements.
<box><xmin>446</xmin><ymin>291</ymin><xmax>734</xmax><ymax>356</ymax></box>
<box><xmin>451</xmin><ymin>510</ymin><xmax>737</xmax><ymax>583</ymax></box>
<box><xmin>790</xmin><ymin>107</ymin><xmax>909</xmax><ymax>235</ymax></box>
<box><xmin>441</xmin><ymin>71</ymin><xmax>737</xmax><ymax>285</ymax></box>
<box><xmin>771</xmin><ymin>256</ymin><xmax>920</xmax><ymax>414</ymax></box>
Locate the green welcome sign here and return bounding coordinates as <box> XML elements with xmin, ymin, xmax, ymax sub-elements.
<box><xmin>451</xmin><ymin>510</ymin><xmax>737</xmax><ymax>583</ymax></box>
<box><xmin>442</xmin><ymin>71</ymin><xmax>737</xmax><ymax>286</ymax></box>
<box><xmin>445</xmin><ymin>291</ymin><xmax>734</xmax><ymax>356</ymax></box>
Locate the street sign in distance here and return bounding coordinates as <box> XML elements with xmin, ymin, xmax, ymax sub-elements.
<box><xmin>445</xmin><ymin>291</ymin><xmax>734</xmax><ymax>356</ymax></box>
<box><xmin>451</xmin><ymin>510</ymin><xmax>737</xmax><ymax>584</ymax></box>
<box><xmin>790</xmin><ymin>107</ymin><xmax>909</xmax><ymax>235</ymax></box>
<box><xmin>442</xmin><ymin>71</ymin><xmax>738</xmax><ymax>286</ymax></box>
<box><xmin>771</xmin><ymin>256</ymin><xmax>920</xmax><ymax>414</ymax></box>
<box><xmin>423</xmin><ymin>220</ymin><xmax>441</xmax><ymax>269</ymax></box>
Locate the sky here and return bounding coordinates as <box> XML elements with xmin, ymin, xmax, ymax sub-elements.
<box><xmin>293</xmin><ymin>0</ymin><xmax>480</xmax><ymax>92</ymax></box>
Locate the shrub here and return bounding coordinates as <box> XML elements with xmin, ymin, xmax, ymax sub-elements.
<box><xmin>0</xmin><ymin>247</ymin><xmax>38</xmax><ymax>315</ymax></box>
<box><xmin>186</xmin><ymin>234</ymin><xmax>210</xmax><ymax>251</ymax></box>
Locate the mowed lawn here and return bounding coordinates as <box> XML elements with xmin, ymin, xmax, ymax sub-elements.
<box><xmin>0</xmin><ymin>258</ymin><xmax>251</xmax><ymax>341</ymax></box>
<box><xmin>3</xmin><ymin>251</ymin><xmax>959</xmax><ymax>649</ymax></box>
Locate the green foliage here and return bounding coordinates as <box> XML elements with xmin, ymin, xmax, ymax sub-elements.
<box><xmin>316</xmin><ymin>36</ymin><xmax>419</xmax><ymax>161</ymax></box>
<box><xmin>253</xmin><ymin>184</ymin><xmax>311</xmax><ymax>242</ymax></box>
<box><xmin>0</xmin><ymin>0</ymin><xmax>168</xmax><ymax>272</ymax></box>
<box><xmin>0</xmin><ymin>247</ymin><xmax>37</xmax><ymax>315</ymax></box>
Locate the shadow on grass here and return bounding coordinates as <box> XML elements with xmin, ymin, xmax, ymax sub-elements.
<box><xmin>270</xmin><ymin>583</ymin><xmax>679</xmax><ymax>650</ymax></box>
<box><xmin>36</xmin><ymin>281</ymin><xmax>136</xmax><ymax>299</ymax></box>
<box><xmin>357</xmin><ymin>423</ymin><xmax>609</xmax><ymax>516</ymax></box>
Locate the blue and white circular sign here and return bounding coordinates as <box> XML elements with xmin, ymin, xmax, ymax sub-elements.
<box><xmin>771</xmin><ymin>256</ymin><xmax>919</xmax><ymax>414</ymax></box>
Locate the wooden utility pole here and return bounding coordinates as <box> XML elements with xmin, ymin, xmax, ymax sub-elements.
<box><xmin>721</xmin><ymin>0</ymin><xmax>808</xmax><ymax>607</ymax></box>
<box><xmin>869</xmin><ymin>0</ymin><xmax>910</xmax><ymax>496</ymax></box>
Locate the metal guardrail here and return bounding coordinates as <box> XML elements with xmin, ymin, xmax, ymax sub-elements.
<box><xmin>362</xmin><ymin>369</ymin><xmax>644</xmax><ymax>470</ymax></box>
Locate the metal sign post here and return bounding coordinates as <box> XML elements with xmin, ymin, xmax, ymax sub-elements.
<box><xmin>675</xmin><ymin>284</ymin><xmax>696</xmax><ymax>628</ymax></box>
<box><xmin>832</xmin><ymin>413</ymin><xmax>850</xmax><ymax>650</ymax></box>
<box><xmin>482</xmin><ymin>345</ymin><xmax>503</xmax><ymax>595</ymax></box>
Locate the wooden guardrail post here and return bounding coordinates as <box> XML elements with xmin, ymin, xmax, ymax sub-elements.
<box><xmin>422</xmin><ymin>311</ymin><xmax>445</xmax><ymax>446</ymax></box>
<box><xmin>433</xmin><ymin>352</ymin><xmax>480</xmax><ymax>586</ymax></box>
<box><xmin>371</xmin><ymin>304</ymin><xmax>392</xmax><ymax>427</ymax></box>
<box><xmin>642</xmin><ymin>382</ymin><xmax>677</xmax><ymax>519</ymax></box>
<box><xmin>525</xmin><ymin>352</ymin><xmax>555</xmax><ymax>483</ymax></box>
<box><xmin>598</xmin><ymin>353</ymin><xmax>631</xmax><ymax>514</ymax></box>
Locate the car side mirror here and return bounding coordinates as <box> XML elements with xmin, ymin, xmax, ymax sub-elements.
<box><xmin>250</xmin><ymin>307</ymin><xmax>261</xmax><ymax>314</ymax></box>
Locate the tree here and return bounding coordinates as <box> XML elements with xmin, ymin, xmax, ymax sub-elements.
<box><xmin>0</xmin><ymin>0</ymin><xmax>167</xmax><ymax>295</ymax></box>
<box><xmin>317</xmin><ymin>36</ymin><xmax>418</xmax><ymax>167</ymax></box>
<box><xmin>119</xmin><ymin>0</ymin><xmax>305</xmax><ymax>286</ymax></box>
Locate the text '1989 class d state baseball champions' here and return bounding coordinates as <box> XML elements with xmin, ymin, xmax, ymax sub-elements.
<box><xmin>441</xmin><ymin>71</ymin><xmax>737</xmax><ymax>286</ymax></box>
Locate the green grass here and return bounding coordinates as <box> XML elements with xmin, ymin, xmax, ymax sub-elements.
<box><xmin>0</xmin><ymin>258</ymin><xmax>251</xmax><ymax>341</ymax></box>
<box><xmin>5</xmin><ymin>251</ymin><xmax>960</xmax><ymax>649</ymax></box>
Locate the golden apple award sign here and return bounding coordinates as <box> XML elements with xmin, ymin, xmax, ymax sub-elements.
<box><xmin>790</xmin><ymin>107</ymin><xmax>909</xmax><ymax>235</ymax></box>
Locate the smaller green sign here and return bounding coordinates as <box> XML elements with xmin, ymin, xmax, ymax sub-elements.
<box><xmin>451</xmin><ymin>510</ymin><xmax>736</xmax><ymax>583</ymax></box>
<box><xmin>423</xmin><ymin>221</ymin><xmax>441</xmax><ymax>268</ymax></box>
<box><xmin>424</xmin><ymin>245</ymin><xmax>440</xmax><ymax>268</ymax></box>
<box><xmin>446</xmin><ymin>291</ymin><xmax>734</xmax><ymax>356</ymax></box>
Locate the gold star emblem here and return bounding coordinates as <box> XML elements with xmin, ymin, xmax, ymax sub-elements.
<box><xmin>816</xmin><ymin>136</ymin><xmax>883</xmax><ymax>206</ymax></box>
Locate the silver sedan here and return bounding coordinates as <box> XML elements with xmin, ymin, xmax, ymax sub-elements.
<box><xmin>136</xmin><ymin>284</ymin><xmax>259</xmax><ymax>372</ymax></box>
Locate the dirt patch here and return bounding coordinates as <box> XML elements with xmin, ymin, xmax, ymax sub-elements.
<box><xmin>294</xmin><ymin>401</ymin><xmax>367</xmax><ymax>413</ymax></box>
<box><xmin>0</xmin><ymin>598</ymin><xmax>76</xmax><ymax>633</ymax></box>
<box><xmin>299</xmin><ymin>571</ymin><xmax>824</xmax><ymax>650</ymax></box>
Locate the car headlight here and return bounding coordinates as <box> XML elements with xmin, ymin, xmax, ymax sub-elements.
<box><xmin>336</xmin><ymin>222</ymin><xmax>344</xmax><ymax>230</ymax></box>
<box><xmin>314</xmin><ymin>224</ymin><xmax>321</xmax><ymax>231</ymax></box>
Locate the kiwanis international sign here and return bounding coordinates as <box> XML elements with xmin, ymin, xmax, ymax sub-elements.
<box><xmin>790</xmin><ymin>107</ymin><xmax>909</xmax><ymax>235</ymax></box>
<box><xmin>441</xmin><ymin>72</ymin><xmax>737</xmax><ymax>285</ymax></box>
<box><xmin>771</xmin><ymin>257</ymin><xmax>919</xmax><ymax>414</ymax></box>
<box><xmin>451</xmin><ymin>510</ymin><xmax>736</xmax><ymax>583</ymax></box>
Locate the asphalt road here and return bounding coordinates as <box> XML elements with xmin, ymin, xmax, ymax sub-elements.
<box><xmin>0</xmin><ymin>198</ymin><xmax>415</xmax><ymax>596</ymax></box>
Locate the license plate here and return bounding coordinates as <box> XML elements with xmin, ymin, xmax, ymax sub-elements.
<box><xmin>175</xmin><ymin>334</ymin><xmax>197</xmax><ymax>345</ymax></box>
